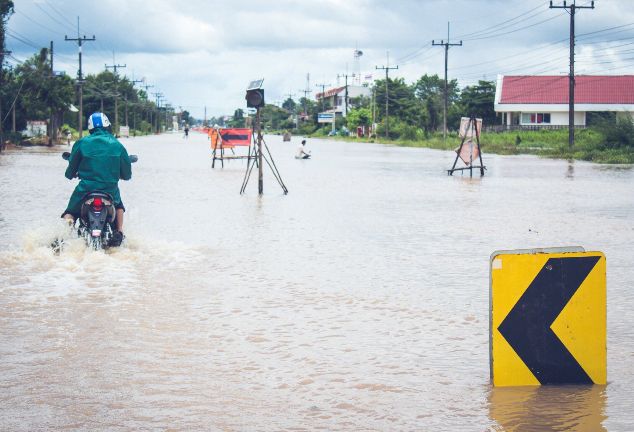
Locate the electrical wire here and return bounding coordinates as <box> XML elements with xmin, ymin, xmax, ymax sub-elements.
<box><xmin>455</xmin><ymin>1</ymin><xmax>550</xmax><ymax>39</ymax></box>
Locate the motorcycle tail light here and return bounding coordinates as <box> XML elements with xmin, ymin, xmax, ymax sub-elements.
<box><xmin>93</xmin><ymin>197</ymin><xmax>103</xmax><ymax>210</ymax></box>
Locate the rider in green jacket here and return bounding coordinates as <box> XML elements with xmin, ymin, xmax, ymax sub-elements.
<box><xmin>62</xmin><ymin>112</ymin><xmax>132</xmax><ymax>246</ymax></box>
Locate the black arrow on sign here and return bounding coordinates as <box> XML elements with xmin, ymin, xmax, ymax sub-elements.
<box><xmin>498</xmin><ymin>256</ymin><xmax>600</xmax><ymax>384</ymax></box>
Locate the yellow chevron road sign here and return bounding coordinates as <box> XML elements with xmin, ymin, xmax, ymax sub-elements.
<box><xmin>490</xmin><ymin>248</ymin><xmax>606</xmax><ymax>387</ymax></box>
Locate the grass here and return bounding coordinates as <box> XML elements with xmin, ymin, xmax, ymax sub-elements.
<box><xmin>311</xmin><ymin>128</ymin><xmax>634</xmax><ymax>164</ymax></box>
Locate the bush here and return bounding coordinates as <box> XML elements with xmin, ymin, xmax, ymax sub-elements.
<box><xmin>595</xmin><ymin>116</ymin><xmax>634</xmax><ymax>149</ymax></box>
<box><xmin>136</xmin><ymin>120</ymin><xmax>152</xmax><ymax>134</ymax></box>
<box><xmin>2</xmin><ymin>131</ymin><xmax>24</xmax><ymax>145</ymax></box>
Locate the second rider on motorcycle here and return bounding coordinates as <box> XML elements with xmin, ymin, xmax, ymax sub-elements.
<box><xmin>62</xmin><ymin>112</ymin><xmax>132</xmax><ymax>247</ymax></box>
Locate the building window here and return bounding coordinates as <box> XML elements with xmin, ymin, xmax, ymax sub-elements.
<box><xmin>521</xmin><ymin>113</ymin><xmax>551</xmax><ymax>124</ymax></box>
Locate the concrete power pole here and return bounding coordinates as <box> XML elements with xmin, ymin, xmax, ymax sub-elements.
<box><xmin>433</xmin><ymin>22</ymin><xmax>462</xmax><ymax>141</ymax></box>
<box><xmin>337</xmin><ymin>73</ymin><xmax>352</xmax><ymax>117</ymax></box>
<box><xmin>65</xmin><ymin>17</ymin><xmax>95</xmax><ymax>138</ymax></box>
<box><xmin>299</xmin><ymin>73</ymin><xmax>312</xmax><ymax>117</ymax></box>
<box><xmin>375</xmin><ymin>52</ymin><xmax>398</xmax><ymax>138</ymax></box>
<box><xmin>315</xmin><ymin>82</ymin><xmax>331</xmax><ymax>113</ymax></box>
<box><xmin>0</xmin><ymin>49</ymin><xmax>11</xmax><ymax>151</ymax></box>
<box><xmin>550</xmin><ymin>0</ymin><xmax>595</xmax><ymax>149</ymax></box>
<box><xmin>48</xmin><ymin>41</ymin><xmax>56</xmax><ymax>145</ymax></box>
<box><xmin>152</xmin><ymin>92</ymin><xmax>163</xmax><ymax>133</ymax></box>
<box><xmin>141</xmin><ymin>83</ymin><xmax>154</xmax><ymax>127</ymax></box>
<box><xmin>129</xmin><ymin>78</ymin><xmax>143</xmax><ymax>127</ymax></box>
<box><xmin>105</xmin><ymin>55</ymin><xmax>126</xmax><ymax>135</ymax></box>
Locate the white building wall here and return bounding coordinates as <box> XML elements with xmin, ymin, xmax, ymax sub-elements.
<box><xmin>546</xmin><ymin>112</ymin><xmax>587</xmax><ymax>126</ymax></box>
<box><xmin>518</xmin><ymin>111</ymin><xmax>586</xmax><ymax>126</ymax></box>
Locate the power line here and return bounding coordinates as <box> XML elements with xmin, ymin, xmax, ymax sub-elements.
<box><xmin>6</xmin><ymin>30</ymin><xmax>42</xmax><ymax>50</ymax></box>
<box><xmin>34</xmin><ymin>3</ymin><xmax>75</xmax><ymax>33</ymax></box>
<box><xmin>464</xmin><ymin>13</ymin><xmax>564</xmax><ymax>42</ymax></box>
<box><xmin>456</xmin><ymin>1</ymin><xmax>549</xmax><ymax>39</ymax></box>
<box><xmin>43</xmin><ymin>0</ymin><xmax>77</xmax><ymax>29</ymax></box>
<box><xmin>395</xmin><ymin>1</ymin><xmax>548</xmax><ymax>64</ymax></box>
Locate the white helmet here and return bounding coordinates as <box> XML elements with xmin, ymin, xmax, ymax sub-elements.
<box><xmin>87</xmin><ymin>112</ymin><xmax>111</xmax><ymax>131</ymax></box>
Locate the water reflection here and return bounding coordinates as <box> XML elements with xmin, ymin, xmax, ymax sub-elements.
<box><xmin>567</xmin><ymin>159</ymin><xmax>575</xmax><ymax>179</ymax></box>
<box><xmin>488</xmin><ymin>385</ymin><xmax>607</xmax><ymax>431</ymax></box>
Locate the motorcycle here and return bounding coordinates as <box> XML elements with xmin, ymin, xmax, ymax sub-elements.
<box><xmin>60</xmin><ymin>151</ymin><xmax>138</xmax><ymax>250</ymax></box>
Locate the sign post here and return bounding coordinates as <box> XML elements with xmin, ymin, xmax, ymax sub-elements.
<box><xmin>490</xmin><ymin>247</ymin><xmax>606</xmax><ymax>386</ymax></box>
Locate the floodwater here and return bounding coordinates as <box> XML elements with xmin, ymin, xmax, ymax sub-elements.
<box><xmin>1</xmin><ymin>132</ymin><xmax>633</xmax><ymax>431</ymax></box>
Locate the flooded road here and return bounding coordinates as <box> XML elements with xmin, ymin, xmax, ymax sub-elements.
<box><xmin>1</xmin><ymin>132</ymin><xmax>633</xmax><ymax>431</ymax></box>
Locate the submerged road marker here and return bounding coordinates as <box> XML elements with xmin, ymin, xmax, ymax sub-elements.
<box><xmin>490</xmin><ymin>247</ymin><xmax>606</xmax><ymax>387</ymax></box>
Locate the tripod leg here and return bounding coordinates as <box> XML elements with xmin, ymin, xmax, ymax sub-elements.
<box><xmin>449</xmin><ymin>135</ymin><xmax>467</xmax><ymax>175</ymax></box>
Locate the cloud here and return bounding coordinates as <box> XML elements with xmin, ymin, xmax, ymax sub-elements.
<box><xmin>6</xmin><ymin>0</ymin><xmax>634</xmax><ymax>118</ymax></box>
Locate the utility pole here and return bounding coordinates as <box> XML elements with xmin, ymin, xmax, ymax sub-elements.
<box><xmin>65</xmin><ymin>17</ymin><xmax>96</xmax><ymax>138</ymax></box>
<box><xmin>298</xmin><ymin>73</ymin><xmax>312</xmax><ymax>117</ymax></box>
<box><xmin>315</xmin><ymin>82</ymin><xmax>331</xmax><ymax>113</ymax></box>
<box><xmin>285</xmin><ymin>92</ymin><xmax>297</xmax><ymax>128</ymax></box>
<box><xmin>105</xmin><ymin>55</ymin><xmax>126</xmax><ymax>134</ymax></box>
<box><xmin>165</xmin><ymin>103</ymin><xmax>171</xmax><ymax>131</ymax></box>
<box><xmin>129</xmin><ymin>78</ymin><xmax>143</xmax><ymax>128</ymax></box>
<box><xmin>0</xmin><ymin>49</ymin><xmax>11</xmax><ymax>151</ymax></box>
<box><xmin>375</xmin><ymin>52</ymin><xmax>398</xmax><ymax>138</ymax></box>
<box><xmin>433</xmin><ymin>22</ymin><xmax>462</xmax><ymax>141</ymax></box>
<box><xmin>372</xmin><ymin>85</ymin><xmax>376</xmax><ymax>131</ymax></box>
<box><xmin>141</xmin><ymin>83</ymin><xmax>154</xmax><ymax>127</ymax></box>
<box><xmin>152</xmin><ymin>92</ymin><xmax>163</xmax><ymax>133</ymax></box>
<box><xmin>48</xmin><ymin>41</ymin><xmax>55</xmax><ymax>145</ymax></box>
<box><xmin>337</xmin><ymin>73</ymin><xmax>352</xmax><ymax>116</ymax></box>
<box><xmin>550</xmin><ymin>0</ymin><xmax>595</xmax><ymax>149</ymax></box>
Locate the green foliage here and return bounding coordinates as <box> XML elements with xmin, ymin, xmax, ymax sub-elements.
<box><xmin>261</xmin><ymin>103</ymin><xmax>293</xmax><ymax>130</ymax></box>
<box><xmin>227</xmin><ymin>108</ymin><xmax>245</xmax><ymax>127</ymax></box>
<box><xmin>459</xmin><ymin>80</ymin><xmax>497</xmax><ymax>126</ymax></box>
<box><xmin>282</xmin><ymin>97</ymin><xmax>296</xmax><ymax>112</ymax></box>
<box><xmin>414</xmin><ymin>74</ymin><xmax>460</xmax><ymax>131</ymax></box>
<box><xmin>594</xmin><ymin>115</ymin><xmax>634</xmax><ymax>149</ymax></box>
<box><xmin>136</xmin><ymin>120</ymin><xmax>152</xmax><ymax>134</ymax></box>
<box><xmin>7</xmin><ymin>49</ymin><xmax>74</xmax><ymax>131</ymax></box>
<box><xmin>346</xmin><ymin>107</ymin><xmax>372</xmax><ymax>130</ymax></box>
<box><xmin>2</xmin><ymin>45</ymin><xmax>166</xmax><ymax>139</ymax></box>
<box><xmin>0</xmin><ymin>0</ymin><xmax>14</xmax><ymax>54</ymax></box>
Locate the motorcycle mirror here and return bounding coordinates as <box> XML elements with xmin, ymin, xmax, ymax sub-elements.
<box><xmin>129</xmin><ymin>155</ymin><xmax>138</xmax><ymax>163</ymax></box>
<box><xmin>62</xmin><ymin>152</ymin><xmax>70</xmax><ymax>160</ymax></box>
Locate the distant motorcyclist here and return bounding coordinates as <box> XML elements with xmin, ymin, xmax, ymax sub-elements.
<box><xmin>62</xmin><ymin>112</ymin><xmax>132</xmax><ymax>246</ymax></box>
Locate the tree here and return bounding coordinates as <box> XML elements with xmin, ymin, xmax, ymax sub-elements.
<box><xmin>228</xmin><ymin>108</ymin><xmax>245</xmax><ymax>127</ymax></box>
<box><xmin>0</xmin><ymin>0</ymin><xmax>13</xmax><ymax>58</ymax></box>
<box><xmin>1</xmin><ymin>0</ymin><xmax>15</xmax><ymax>148</ymax></box>
<box><xmin>13</xmin><ymin>48</ymin><xmax>74</xmax><ymax>134</ymax></box>
<box><xmin>181</xmin><ymin>110</ymin><xmax>191</xmax><ymax>125</ymax></box>
<box><xmin>347</xmin><ymin>107</ymin><xmax>372</xmax><ymax>130</ymax></box>
<box><xmin>282</xmin><ymin>97</ymin><xmax>296</xmax><ymax>112</ymax></box>
<box><xmin>260</xmin><ymin>103</ymin><xmax>295</xmax><ymax>130</ymax></box>
<box><xmin>459</xmin><ymin>80</ymin><xmax>497</xmax><ymax>126</ymax></box>
<box><xmin>413</xmin><ymin>74</ymin><xmax>459</xmax><ymax>132</ymax></box>
<box><xmin>374</xmin><ymin>77</ymin><xmax>424</xmax><ymax>134</ymax></box>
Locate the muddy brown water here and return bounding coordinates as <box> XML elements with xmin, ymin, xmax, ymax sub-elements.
<box><xmin>1</xmin><ymin>133</ymin><xmax>633</xmax><ymax>431</ymax></box>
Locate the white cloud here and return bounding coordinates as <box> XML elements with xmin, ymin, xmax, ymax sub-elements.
<box><xmin>6</xmin><ymin>0</ymin><xmax>634</xmax><ymax>118</ymax></box>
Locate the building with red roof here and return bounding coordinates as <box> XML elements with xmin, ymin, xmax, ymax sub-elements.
<box><xmin>315</xmin><ymin>84</ymin><xmax>371</xmax><ymax>121</ymax></box>
<box><xmin>494</xmin><ymin>75</ymin><xmax>634</xmax><ymax>128</ymax></box>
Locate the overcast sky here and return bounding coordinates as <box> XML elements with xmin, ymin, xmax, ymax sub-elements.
<box><xmin>6</xmin><ymin>0</ymin><xmax>634</xmax><ymax>118</ymax></box>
